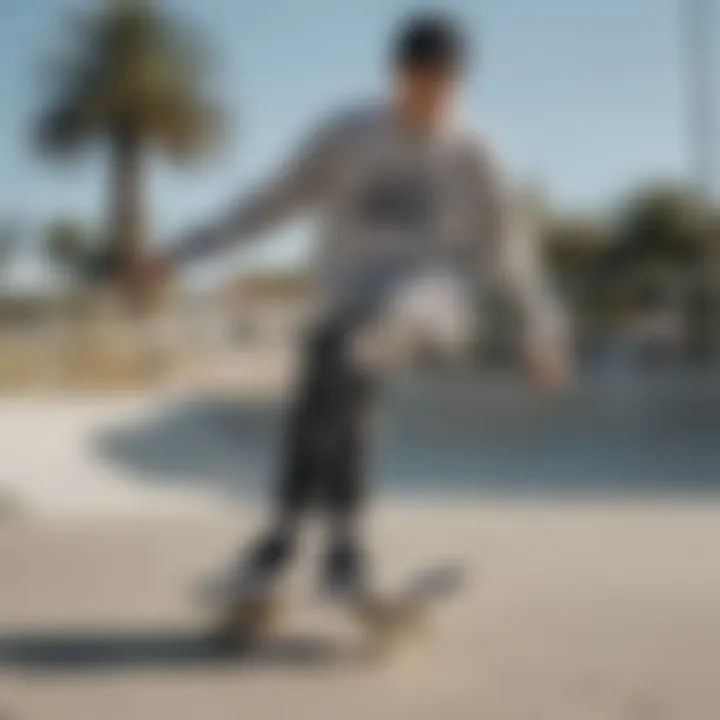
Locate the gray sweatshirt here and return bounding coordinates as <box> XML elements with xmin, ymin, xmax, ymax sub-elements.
<box><xmin>173</xmin><ymin>102</ymin><xmax>565</xmax><ymax>352</ymax></box>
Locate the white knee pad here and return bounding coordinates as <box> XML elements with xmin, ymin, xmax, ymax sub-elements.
<box><xmin>351</xmin><ymin>272</ymin><xmax>477</xmax><ymax>373</ymax></box>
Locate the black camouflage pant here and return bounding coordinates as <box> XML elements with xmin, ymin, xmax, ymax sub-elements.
<box><xmin>275</xmin><ymin>316</ymin><xmax>378</xmax><ymax>522</ymax></box>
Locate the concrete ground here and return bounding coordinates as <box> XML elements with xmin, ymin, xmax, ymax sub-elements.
<box><xmin>0</xmin><ymin>391</ymin><xmax>719</xmax><ymax>719</ymax></box>
<box><xmin>2</xmin><ymin>503</ymin><xmax>719</xmax><ymax>720</ymax></box>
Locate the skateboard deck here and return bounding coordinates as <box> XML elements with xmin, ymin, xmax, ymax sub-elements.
<box><xmin>197</xmin><ymin>567</ymin><xmax>290</xmax><ymax>648</ymax></box>
<box><xmin>348</xmin><ymin>562</ymin><xmax>468</xmax><ymax>659</ymax></box>
<box><xmin>211</xmin><ymin>592</ymin><xmax>285</xmax><ymax>648</ymax></box>
<box><xmin>204</xmin><ymin>562</ymin><xmax>468</xmax><ymax>657</ymax></box>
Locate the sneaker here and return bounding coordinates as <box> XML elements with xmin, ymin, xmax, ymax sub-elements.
<box><xmin>209</xmin><ymin>533</ymin><xmax>294</xmax><ymax>601</ymax></box>
<box><xmin>321</xmin><ymin>540</ymin><xmax>368</xmax><ymax>601</ymax></box>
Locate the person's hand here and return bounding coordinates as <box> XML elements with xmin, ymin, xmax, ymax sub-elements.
<box><xmin>130</xmin><ymin>251</ymin><xmax>173</xmax><ymax>291</ymax></box>
<box><xmin>524</xmin><ymin>346</ymin><xmax>569</xmax><ymax>392</ymax></box>
<box><xmin>126</xmin><ymin>251</ymin><xmax>174</xmax><ymax>310</ymax></box>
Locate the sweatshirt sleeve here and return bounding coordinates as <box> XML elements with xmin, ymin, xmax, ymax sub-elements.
<box><xmin>170</xmin><ymin>116</ymin><xmax>341</xmax><ymax>264</ymax></box>
<box><xmin>474</xmin><ymin>141</ymin><xmax>568</xmax><ymax>355</ymax></box>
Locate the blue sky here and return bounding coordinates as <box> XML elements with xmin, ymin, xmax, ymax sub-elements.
<box><xmin>0</xmin><ymin>0</ymin><xmax>715</xmax><ymax>279</ymax></box>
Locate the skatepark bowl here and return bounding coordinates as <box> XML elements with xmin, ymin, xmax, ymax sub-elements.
<box><xmin>92</xmin><ymin>371</ymin><xmax>720</xmax><ymax>500</ymax></box>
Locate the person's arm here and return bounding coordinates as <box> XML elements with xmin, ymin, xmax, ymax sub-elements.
<box><xmin>476</xmin><ymin>143</ymin><xmax>569</xmax><ymax>383</ymax></box>
<box><xmin>168</xmin><ymin>119</ymin><xmax>339</xmax><ymax>265</ymax></box>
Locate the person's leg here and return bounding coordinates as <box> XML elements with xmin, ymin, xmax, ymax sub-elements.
<box><xmin>318</xmin><ymin>333</ymin><xmax>380</xmax><ymax>598</ymax></box>
<box><xmin>230</xmin><ymin>326</ymin><xmax>338</xmax><ymax>591</ymax></box>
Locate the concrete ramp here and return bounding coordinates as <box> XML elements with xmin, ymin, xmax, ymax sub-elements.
<box><xmin>89</xmin><ymin>373</ymin><xmax>720</xmax><ymax>504</ymax></box>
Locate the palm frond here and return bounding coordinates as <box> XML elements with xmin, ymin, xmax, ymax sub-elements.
<box><xmin>36</xmin><ymin>0</ymin><xmax>224</xmax><ymax>156</ymax></box>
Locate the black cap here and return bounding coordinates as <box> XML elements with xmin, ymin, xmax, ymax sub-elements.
<box><xmin>393</xmin><ymin>12</ymin><xmax>468</xmax><ymax>72</ymax></box>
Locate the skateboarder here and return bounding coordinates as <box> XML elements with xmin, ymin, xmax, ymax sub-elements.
<box><xmin>145</xmin><ymin>12</ymin><xmax>567</xmax><ymax>604</ymax></box>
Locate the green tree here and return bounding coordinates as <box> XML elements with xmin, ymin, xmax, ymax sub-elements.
<box><xmin>616</xmin><ymin>183</ymin><xmax>703</xmax><ymax>263</ymax></box>
<box><xmin>542</xmin><ymin>216</ymin><xmax>610</xmax><ymax>289</ymax></box>
<box><xmin>605</xmin><ymin>183</ymin><xmax>708</xmax><ymax>357</ymax></box>
<box><xmin>45</xmin><ymin>218</ymin><xmax>94</xmax><ymax>281</ymax></box>
<box><xmin>0</xmin><ymin>223</ymin><xmax>19</xmax><ymax>274</ymax></box>
<box><xmin>36</xmin><ymin>0</ymin><xmax>221</xmax><ymax>307</ymax></box>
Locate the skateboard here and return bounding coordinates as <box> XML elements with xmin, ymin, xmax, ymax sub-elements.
<box><xmin>348</xmin><ymin>562</ymin><xmax>468</xmax><ymax>660</ymax></box>
<box><xmin>198</xmin><ymin>566</ymin><xmax>289</xmax><ymax>649</ymax></box>
<box><xmin>204</xmin><ymin>562</ymin><xmax>467</xmax><ymax>658</ymax></box>
<box><xmin>211</xmin><ymin>591</ymin><xmax>285</xmax><ymax>649</ymax></box>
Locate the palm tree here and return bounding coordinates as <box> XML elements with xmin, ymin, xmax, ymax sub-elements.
<box><xmin>45</xmin><ymin>217</ymin><xmax>93</xmax><ymax>282</ymax></box>
<box><xmin>0</xmin><ymin>223</ymin><xmax>19</xmax><ymax>275</ymax></box>
<box><xmin>37</xmin><ymin>0</ymin><xmax>221</xmax><ymax>308</ymax></box>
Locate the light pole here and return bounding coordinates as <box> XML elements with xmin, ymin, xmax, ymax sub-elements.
<box><xmin>685</xmin><ymin>0</ymin><xmax>718</xmax><ymax>360</ymax></box>
<box><xmin>686</xmin><ymin>0</ymin><xmax>715</xmax><ymax>204</ymax></box>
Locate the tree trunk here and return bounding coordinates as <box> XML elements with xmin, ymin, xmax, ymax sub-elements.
<box><xmin>109</xmin><ymin>126</ymin><xmax>146</xmax><ymax>312</ymax></box>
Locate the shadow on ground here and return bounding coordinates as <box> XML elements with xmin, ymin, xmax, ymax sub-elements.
<box><xmin>93</xmin><ymin>376</ymin><xmax>720</xmax><ymax>500</ymax></box>
<box><xmin>0</xmin><ymin>629</ymin><xmax>352</xmax><ymax>673</ymax></box>
<box><xmin>0</xmin><ymin>567</ymin><xmax>466</xmax><ymax>675</ymax></box>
